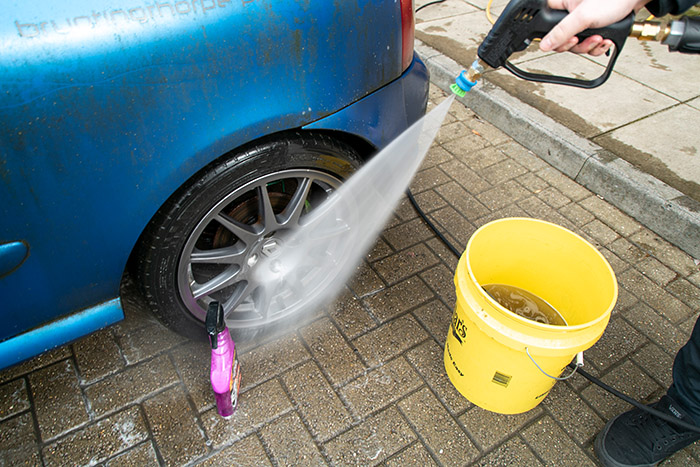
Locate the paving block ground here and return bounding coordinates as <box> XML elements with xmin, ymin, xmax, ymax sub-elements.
<box><xmin>2</xmin><ymin>85</ymin><xmax>699</xmax><ymax>466</ymax></box>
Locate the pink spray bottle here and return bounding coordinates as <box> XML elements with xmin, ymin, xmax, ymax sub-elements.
<box><xmin>206</xmin><ymin>301</ymin><xmax>241</xmax><ymax>418</ymax></box>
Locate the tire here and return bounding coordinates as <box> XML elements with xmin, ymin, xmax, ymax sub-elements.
<box><xmin>135</xmin><ymin>132</ymin><xmax>363</xmax><ymax>340</ymax></box>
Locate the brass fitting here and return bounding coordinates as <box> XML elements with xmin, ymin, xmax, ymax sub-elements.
<box><xmin>630</xmin><ymin>21</ymin><xmax>671</xmax><ymax>42</ymax></box>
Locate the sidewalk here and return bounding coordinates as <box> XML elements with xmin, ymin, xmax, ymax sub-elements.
<box><xmin>415</xmin><ymin>0</ymin><xmax>700</xmax><ymax>259</ymax></box>
<box><xmin>2</xmin><ymin>84</ymin><xmax>699</xmax><ymax>465</ymax></box>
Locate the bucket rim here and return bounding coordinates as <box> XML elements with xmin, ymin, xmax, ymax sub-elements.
<box><xmin>464</xmin><ymin>217</ymin><xmax>618</xmax><ymax>332</ymax></box>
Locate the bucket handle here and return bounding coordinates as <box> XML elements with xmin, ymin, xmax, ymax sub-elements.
<box><xmin>526</xmin><ymin>348</ymin><xmax>584</xmax><ymax>381</ymax></box>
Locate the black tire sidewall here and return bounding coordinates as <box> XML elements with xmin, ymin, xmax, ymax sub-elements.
<box><xmin>135</xmin><ymin>133</ymin><xmax>363</xmax><ymax>339</ymax></box>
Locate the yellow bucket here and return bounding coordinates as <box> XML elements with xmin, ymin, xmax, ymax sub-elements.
<box><xmin>444</xmin><ymin>218</ymin><xmax>617</xmax><ymax>414</ymax></box>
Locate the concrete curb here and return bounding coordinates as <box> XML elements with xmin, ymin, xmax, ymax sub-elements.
<box><xmin>417</xmin><ymin>41</ymin><xmax>700</xmax><ymax>260</ymax></box>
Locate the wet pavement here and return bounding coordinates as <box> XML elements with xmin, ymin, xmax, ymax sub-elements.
<box><xmin>2</xmin><ymin>84</ymin><xmax>699</xmax><ymax>465</ymax></box>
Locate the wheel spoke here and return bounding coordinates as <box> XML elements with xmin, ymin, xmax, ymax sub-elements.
<box><xmin>192</xmin><ymin>267</ymin><xmax>241</xmax><ymax>300</ymax></box>
<box><xmin>277</xmin><ymin>177</ymin><xmax>312</xmax><ymax>228</ymax></box>
<box><xmin>223</xmin><ymin>281</ymin><xmax>253</xmax><ymax>314</ymax></box>
<box><xmin>215</xmin><ymin>213</ymin><xmax>259</xmax><ymax>244</ymax></box>
<box><xmin>256</xmin><ymin>185</ymin><xmax>279</xmax><ymax>233</ymax></box>
<box><xmin>190</xmin><ymin>246</ymin><xmax>245</xmax><ymax>265</ymax></box>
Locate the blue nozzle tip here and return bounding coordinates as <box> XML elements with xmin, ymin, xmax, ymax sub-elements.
<box><xmin>454</xmin><ymin>70</ymin><xmax>477</xmax><ymax>94</ymax></box>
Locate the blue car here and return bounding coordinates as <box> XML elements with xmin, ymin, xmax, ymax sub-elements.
<box><xmin>0</xmin><ymin>0</ymin><xmax>429</xmax><ymax>368</ymax></box>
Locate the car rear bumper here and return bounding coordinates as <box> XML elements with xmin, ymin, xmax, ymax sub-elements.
<box><xmin>303</xmin><ymin>52</ymin><xmax>430</xmax><ymax>151</ymax></box>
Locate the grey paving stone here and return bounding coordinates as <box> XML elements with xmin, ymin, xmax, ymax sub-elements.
<box><xmin>476</xmin><ymin>180</ymin><xmax>532</xmax><ymax>210</ymax></box>
<box><xmin>324</xmin><ymin>406</ymin><xmax>416</xmax><ymax>466</ymax></box>
<box><xmin>667</xmin><ymin>277</ymin><xmax>700</xmax><ymax>309</ymax></box>
<box><xmin>559</xmin><ymin>201</ymin><xmax>596</xmax><ymax>227</ymax></box>
<box><xmin>435</xmin><ymin>181</ymin><xmax>491</xmax><ymax>221</ymax></box>
<box><xmin>460</xmin><ymin>404</ymin><xmax>543</xmax><ymax>452</ymax></box>
<box><xmin>609</xmin><ymin>236</ymin><xmax>651</xmax><ymax>264</ymax></box>
<box><xmin>421</xmin><ymin>144</ymin><xmax>454</xmax><ymax>169</ymax></box>
<box><xmin>281</xmin><ymin>361</ymin><xmax>352</xmax><ymax>441</ymax></box>
<box><xmin>348</xmin><ymin>263</ymin><xmax>385</xmax><ymax>298</ymax></box>
<box><xmin>497</xmin><ymin>140</ymin><xmax>551</xmax><ymax>172</ymax></box>
<box><xmin>0</xmin><ymin>346</ymin><xmax>72</xmax><ymax>385</ymax></box>
<box><xmin>536</xmin><ymin>186</ymin><xmax>573</xmax><ymax>209</ymax></box>
<box><xmin>585</xmin><ymin>316</ymin><xmax>648</xmax><ymax>372</ymax></box>
<box><xmin>198</xmin><ymin>434</ymin><xmax>272</xmax><ymax>467</ymax></box>
<box><xmin>635</xmin><ymin>256</ymin><xmax>678</xmax><ymax>287</ymax></box>
<box><xmin>426</xmin><ymin>237</ymin><xmax>460</xmax><ymax>271</ymax></box>
<box><xmin>383</xmin><ymin>218</ymin><xmax>436</xmax><ymax>251</ymax></box>
<box><xmin>238</xmin><ymin>333</ymin><xmax>310</xmax><ymax>389</ymax></box>
<box><xmin>579</xmin><ymin>195</ymin><xmax>643</xmax><ymax>237</ymax></box>
<box><xmin>329</xmin><ymin>295</ymin><xmax>378</xmax><ymax>340</ymax></box>
<box><xmin>142</xmin><ymin>385</ymin><xmax>207</xmax><ymax>466</ymax></box>
<box><xmin>259</xmin><ymin>411</ymin><xmax>326</xmax><ymax>467</ymax></box>
<box><xmin>0</xmin><ymin>378</ymin><xmax>29</xmax><ymax>421</ymax></box>
<box><xmin>372</xmin><ymin>243</ymin><xmax>440</xmax><ymax>285</ymax></box>
<box><xmin>410</xmin><ymin>166</ymin><xmax>452</xmax><ymax>194</ymax></box>
<box><xmin>631</xmin><ymin>343</ymin><xmax>675</xmax><ymax>389</ymax></box>
<box><xmin>365</xmin><ymin>237</ymin><xmax>394</xmax><ymax>262</ymax></box>
<box><xmin>541</xmin><ymin>382</ymin><xmax>605</xmax><ymax>445</ymax></box>
<box><xmin>624</xmin><ymin>304</ymin><xmax>691</xmax><ymax>356</ymax></box>
<box><xmin>452</xmin><ymin>145</ymin><xmax>509</xmax><ymax>172</ymax></box>
<box><xmin>300</xmin><ymin>317</ymin><xmax>365</xmax><ymax>387</ymax></box>
<box><xmin>479</xmin><ymin>159</ymin><xmax>529</xmax><ymax>186</ymax></box>
<box><xmin>72</xmin><ymin>328</ymin><xmax>125</xmax><ymax>384</ymax></box>
<box><xmin>85</xmin><ymin>354</ymin><xmax>179</xmax><ymax>417</ymax></box>
<box><xmin>581</xmin><ymin>360</ymin><xmax>661</xmax><ymax>420</ymax></box>
<box><xmin>582</xmin><ymin>219</ymin><xmax>621</xmax><ymax>246</ymax></box>
<box><xmin>398</xmin><ymin>387</ymin><xmax>479</xmax><ymax>465</ymax></box>
<box><xmin>363</xmin><ymin>277</ymin><xmax>434</xmax><ymax>323</ymax></box>
<box><xmin>0</xmin><ymin>412</ymin><xmax>40</xmax><ymax>465</ymax></box>
<box><xmin>440</xmin><ymin>133</ymin><xmax>492</xmax><ymax>162</ymax></box>
<box><xmin>436</xmin><ymin>120</ymin><xmax>473</xmax><ymax>145</ymax></box>
<box><xmin>353</xmin><ymin>314</ymin><xmax>428</xmax><ymax>367</ymax></box>
<box><xmin>341</xmin><ymin>357</ymin><xmax>422</xmax><ymax>419</ymax></box>
<box><xmin>631</xmin><ymin>229</ymin><xmax>699</xmax><ymax>276</ymax></box>
<box><xmin>462</xmin><ymin>113</ymin><xmax>512</xmax><ymax>147</ymax></box>
<box><xmin>537</xmin><ymin>167</ymin><xmax>592</xmax><ymax>202</ymax></box>
<box><xmin>41</xmin><ymin>406</ymin><xmax>148</xmax><ymax>466</ymax></box>
<box><xmin>170</xmin><ymin>340</ymin><xmax>213</xmax><ymax>412</ymax></box>
<box><xmin>412</xmin><ymin>300</ymin><xmax>453</xmax><ymax>344</ymax></box>
<box><xmin>384</xmin><ymin>442</ymin><xmax>438</xmax><ymax>467</ymax></box>
<box><xmin>473</xmin><ymin>438</ymin><xmax>543</xmax><ymax>466</ymax></box>
<box><xmin>429</xmin><ymin>206</ymin><xmax>477</xmax><ymax>248</ymax></box>
<box><xmin>619</xmin><ymin>268</ymin><xmax>694</xmax><ymax>324</ymax></box>
<box><xmin>202</xmin><ymin>378</ymin><xmax>292</xmax><ymax>449</ymax></box>
<box><xmin>439</xmin><ymin>159</ymin><xmax>492</xmax><ymax>194</ymax></box>
<box><xmin>115</xmin><ymin>321</ymin><xmax>186</xmax><ymax>365</ymax></box>
<box><xmin>406</xmin><ymin>340</ymin><xmax>471</xmax><ymax>415</ymax></box>
<box><xmin>516</xmin><ymin>172</ymin><xmax>550</xmax><ymax>194</ymax></box>
<box><xmin>29</xmin><ymin>359</ymin><xmax>89</xmax><ymax>441</ymax></box>
<box><xmin>522</xmin><ymin>416</ymin><xmax>596</xmax><ymax>467</ymax></box>
<box><xmin>517</xmin><ymin>196</ymin><xmax>578</xmax><ymax>231</ymax></box>
<box><xmin>105</xmin><ymin>441</ymin><xmax>159</xmax><ymax>466</ymax></box>
<box><xmin>420</xmin><ymin>263</ymin><xmax>457</xmax><ymax>307</ymax></box>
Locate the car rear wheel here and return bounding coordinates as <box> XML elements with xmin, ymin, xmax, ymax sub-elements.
<box><xmin>135</xmin><ymin>132</ymin><xmax>363</xmax><ymax>340</ymax></box>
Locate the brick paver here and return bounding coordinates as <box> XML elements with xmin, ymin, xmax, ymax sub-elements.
<box><xmin>1</xmin><ymin>85</ymin><xmax>699</xmax><ymax>465</ymax></box>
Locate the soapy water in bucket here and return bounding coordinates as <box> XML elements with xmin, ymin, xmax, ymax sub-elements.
<box><xmin>250</xmin><ymin>96</ymin><xmax>456</xmax><ymax>319</ymax></box>
<box><xmin>483</xmin><ymin>284</ymin><xmax>567</xmax><ymax>326</ymax></box>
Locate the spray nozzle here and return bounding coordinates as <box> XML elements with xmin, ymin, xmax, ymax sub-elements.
<box><xmin>451</xmin><ymin>60</ymin><xmax>485</xmax><ymax>97</ymax></box>
<box><xmin>206</xmin><ymin>301</ymin><xmax>226</xmax><ymax>349</ymax></box>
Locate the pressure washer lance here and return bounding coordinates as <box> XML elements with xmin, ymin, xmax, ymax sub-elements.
<box><xmin>206</xmin><ymin>301</ymin><xmax>241</xmax><ymax>419</ymax></box>
<box><xmin>450</xmin><ymin>0</ymin><xmax>700</xmax><ymax>96</ymax></box>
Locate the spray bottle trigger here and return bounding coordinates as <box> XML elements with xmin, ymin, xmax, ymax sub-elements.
<box><xmin>206</xmin><ymin>302</ymin><xmax>225</xmax><ymax>349</ymax></box>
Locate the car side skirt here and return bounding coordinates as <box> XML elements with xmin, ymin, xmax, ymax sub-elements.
<box><xmin>0</xmin><ymin>298</ymin><xmax>124</xmax><ymax>370</ymax></box>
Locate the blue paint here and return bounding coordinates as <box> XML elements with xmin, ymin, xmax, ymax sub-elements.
<box><xmin>0</xmin><ymin>299</ymin><xmax>124</xmax><ymax>370</ymax></box>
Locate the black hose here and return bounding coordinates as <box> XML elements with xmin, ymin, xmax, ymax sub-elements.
<box><xmin>407</xmin><ymin>188</ymin><xmax>700</xmax><ymax>432</ymax></box>
<box><xmin>416</xmin><ymin>0</ymin><xmax>448</xmax><ymax>12</ymax></box>
<box><xmin>571</xmin><ymin>364</ymin><xmax>700</xmax><ymax>433</ymax></box>
<box><xmin>406</xmin><ymin>189</ymin><xmax>462</xmax><ymax>258</ymax></box>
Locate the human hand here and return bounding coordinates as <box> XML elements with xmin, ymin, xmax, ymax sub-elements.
<box><xmin>540</xmin><ymin>0</ymin><xmax>650</xmax><ymax>55</ymax></box>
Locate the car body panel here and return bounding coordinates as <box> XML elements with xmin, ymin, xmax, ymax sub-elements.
<box><xmin>0</xmin><ymin>0</ymin><xmax>428</xmax><ymax>366</ymax></box>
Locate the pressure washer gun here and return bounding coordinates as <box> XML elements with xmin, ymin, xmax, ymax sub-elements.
<box><xmin>451</xmin><ymin>0</ymin><xmax>700</xmax><ymax>95</ymax></box>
